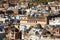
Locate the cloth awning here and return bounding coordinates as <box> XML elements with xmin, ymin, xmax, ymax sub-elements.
<box><xmin>20</xmin><ymin>25</ymin><xmax>27</xmax><ymax>30</ymax></box>
<box><xmin>0</xmin><ymin>26</ymin><xmax>8</xmax><ymax>29</ymax></box>
<box><xmin>0</xmin><ymin>26</ymin><xmax>4</xmax><ymax>29</ymax></box>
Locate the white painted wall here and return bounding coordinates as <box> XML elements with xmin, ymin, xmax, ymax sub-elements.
<box><xmin>49</xmin><ymin>17</ymin><xmax>60</xmax><ymax>25</ymax></box>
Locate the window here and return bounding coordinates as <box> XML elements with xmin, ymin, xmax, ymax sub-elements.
<box><xmin>53</xmin><ymin>18</ymin><xmax>55</xmax><ymax>21</ymax></box>
<box><xmin>18</xmin><ymin>9</ymin><xmax>22</xmax><ymax>15</ymax></box>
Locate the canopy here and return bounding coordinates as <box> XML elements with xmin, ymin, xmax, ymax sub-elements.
<box><xmin>15</xmin><ymin>15</ymin><xmax>20</xmax><ymax>20</ymax></box>
<box><xmin>20</xmin><ymin>25</ymin><xmax>28</xmax><ymax>31</ymax></box>
<box><xmin>0</xmin><ymin>26</ymin><xmax>4</xmax><ymax>29</ymax></box>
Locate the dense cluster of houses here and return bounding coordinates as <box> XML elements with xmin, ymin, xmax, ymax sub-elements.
<box><xmin>0</xmin><ymin>0</ymin><xmax>60</xmax><ymax>40</ymax></box>
<box><xmin>20</xmin><ymin>1</ymin><xmax>60</xmax><ymax>40</ymax></box>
